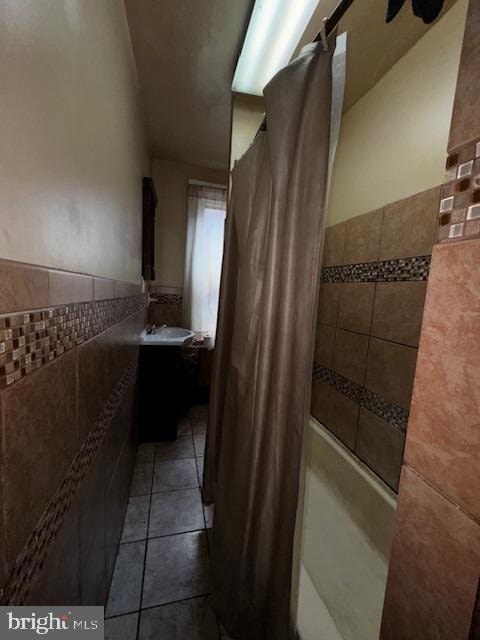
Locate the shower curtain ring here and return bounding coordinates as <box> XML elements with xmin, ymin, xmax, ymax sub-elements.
<box><xmin>320</xmin><ymin>17</ymin><xmax>329</xmax><ymax>51</ymax></box>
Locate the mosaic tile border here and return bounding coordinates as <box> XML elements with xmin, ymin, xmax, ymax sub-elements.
<box><xmin>0</xmin><ymin>294</ymin><xmax>146</xmax><ymax>390</ymax></box>
<box><xmin>149</xmin><ymin>285</ymin><xmax>183</xmax><ymax>306</ymax></box>
<box><xmin>1</xmin><ymin>353</ymin><xmax>139</xmax><ymax>605</ymax></box>
<box><xmin>150</xmin><ymin>293</ymin><xmax>183</xmax><ymax>305</ymax></box>
<box><xmin>320</xmin><ymin>256</ymin><xmax>430</xmax><ymax>284</ymax></box>
<box><xmin>313</xmin><ymin>362</ymin><xmax>409</xmax><ymax>431</ymax></box>
<box><xmin>438</xmin><ymin>138</ymin><xmax>480</xmax><ymax>242</ymax></box>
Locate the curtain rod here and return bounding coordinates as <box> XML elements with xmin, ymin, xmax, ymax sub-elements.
<box><xmin>258</xmin><ymin>0</ymin><xmax>355</xmax><ymax>132</ymax></box>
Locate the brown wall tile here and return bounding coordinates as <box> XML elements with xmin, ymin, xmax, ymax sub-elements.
<box><xmin>356</xmin><ymin>409</ymin><xmax>404</xmax><ymax>491</ymax></box>
<box><xmin>148</xmin><ymin>303</ymin><xmax>182</xmax><ymax>326</ymax></box>
<box><xmin>48</xmin><ymin>270</ymin><xmax>94</xmax><ymax>306</ymax></box>
<box><xmin>311</xmin><ymin>378</ymin><xmax>330</xmax><ymax>426</ymax></box>
<box><xmin>93</xmin><ymin>277</ymin><xmax>115</xmax><ymax>301</ymax></box>
<box><xmin>381</xmin><ymin>466</ymin><xmax>480</xmax><ymax>640</ymax></box>
<box><xmin>325</xmin><ymin>388</ymin><xmax>359</xmax><ymax>450</ymax></box>
<box><xmin>469</xmin><ymin>590</ymin><xmax>480</xmax><ymax>640</ymax></box>
<box><xmin>77</xmin><ymin>334</ymin><xmax>106</xmax><ymax>443</ymax></box>
<box><xmin>323</xmin><ymin>223</ymin><xmax>345</xmax><ymax>267</ymax></box>
<box><xmin>0</xmin><ymin>395</ymin><xmax>6</xmax><ymax>591</ymax></box>
<box><xmin>317</xmin><ymin>284</ymin><xmax>340</xmax><ymax>327</ymax></box>
<box><xmin>379</xmin><ymin>187</ymin><xmax>440</xmax><ymax>260</ymax></box>
<box><xmin>448</xmin><ymin>0</ymin><xmax>480</xmax><ymax>151</ymax></box>
<box><xmin>105</xmin><ymin>319</ymin><xmax>134</xmax><ymax>397</ymax></box>
<box><xmin>337</xmin><ymin>283</ymin><xmax>375</xmax><ymax>335</ymax></box>
<box><xmin>27</xmin><ymin>500</ymin><xmax>81</xmax><ymax>606</ymax></box>
<box><xmin>314</xmin><ymin>323</ymin><xmax>335</xmax><ymax>367</ymax></box>
<box><xmin>371</xmin><ymin>282</ymin><xmax>427</xmax><ymax>348</ymax></box>
<box><xmin>343</xmin><ymin>209</ymin><xmax>383</xmax><ymax>264</ymax></box>
<box><xmin>332</xmin><ymin>329</ymin><xmax>369</xmax><ymax>385</ymax></box>
<box><xmin>80</xmin><ymin>527</ymin><xmax>107</xmax><ymax>606</ymax></box>
<box><xmin>104</xmin><ymin>377</ymin><xmax>134</xmax><ymax>489</ymax></box>
<box><xmin>114</xmin><ymin>280</ymin><xmax>142</xmax><ymax>298</ymax></box>
<box><xmin>404</xmin><ymin>240</ymin><xmax>480</xmax><ymax>521</ymax></box>
<box><xmin>2</xmin><ymin>350</ymin><xmax>77</xmax><ymax>564</ymax></box>
<box><xmin>0</xmin><ymin>260</ymin><xmax>49</xmax><ymax>314</ymax></box>
<box><xmin>79</xmin><ymin>445</ymin><xmax>106</xmax><ymax>573</ymax></box>
<box><xmin>105</xmin><ymin>440</ymin><xmax>135</xmax><ymax>582</ymax></box>
<box><xmin>365</xmin><ymin>338</ymin><xmax>417</xmax><ymax>410</ymax></box>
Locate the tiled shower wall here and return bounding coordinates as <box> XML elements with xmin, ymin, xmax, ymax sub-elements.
<box><xmin>148</xmin><ymin>285</ymin><xmax>183</xmax><ymax>326</ymax></box>
<box><xmin>0</xmin><ymin>259</ymin><xmax>146</xmax><ymax>605</ymax></box>
<box><xmin>381</xmin><ymin>1</ymin><xmax>480</xmax><ymax>637</ymax></box>
<box><xmin>311</xmin><ymin>185</ymin><xmax>440</xmax><ymax>491</ymax></box>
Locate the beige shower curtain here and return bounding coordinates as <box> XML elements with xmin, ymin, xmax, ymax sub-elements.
<box><xmin>203</xmin><ymin>35</ymin><xmax>338</xmax><ymax>640</ymax></box>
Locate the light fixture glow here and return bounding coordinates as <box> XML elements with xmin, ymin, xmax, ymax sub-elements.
<box><xmin>232</xmin><ymin>0</ymin><xmax>320</xmax><ymax>96</ymax></box>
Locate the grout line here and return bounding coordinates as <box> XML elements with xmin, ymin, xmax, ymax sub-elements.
<box><xmin>105</xmin><ymin>592</ymin><xmax>213</xmax><ymax>621</ymax></box>
<box><xmin>404</xmin><ymin>463</ymin><xmax>480</xmax><ymax>528</ymax></box>
<box><xmin>140</xmin><ymin>591</ymin><xmax>211</xmax><ymax>613</ymax></box>
<box><xmin>118</xmin><ymin>526</ymin><xmax>207</xmax><ymax>547</ymax></box>
<box><xmin>136</xmin><ymin>444</ymin><xmax>155</xmax><ymax>640</ymax></box>
<box><xmin>130</xmin><ymin>484</ymin><xmax>200</xmax><ymax>499</ymax></box>
<box><xmin>154</xmin><ymin>455</ymin><xmax>197</xmax><ymax>464</ymax></box>
<box><xmin>326</xmin><ymin>323</ymin><xmax>420</xmax><ymax>352</ymax></box>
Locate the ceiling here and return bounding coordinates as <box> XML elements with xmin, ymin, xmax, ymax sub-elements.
<box><xmin>296</xmin><ymin>0</ymin><xmax>458</xmax><ymax>111</ymax></box>
<box><xmin>126</xmin><ymin>0</ymin><xmax>459</xmax><ymax>171</ymax></box>
<box><xmin>124</xmin><ymin>0</ymin><xmax>254</xmax><ymax>171</ymax></box>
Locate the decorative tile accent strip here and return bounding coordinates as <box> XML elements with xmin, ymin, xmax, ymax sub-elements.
<box><xmin>320</xmin><ymin>256</ymin><xmax>431</xmax><ymax>284</ymax></box>
<box><xmin>438</xmin><ymin>137</ymin><xmax>480</xmax><ymax>242</ymax></box>
<box><xmin>1</xmin><ymin>353</ymin><xmax>139</xmax><ymax>605</ymax></box>
<box><xmin>0</xmin><ymin>294</ymin><xmax>146</xmax><ymax>389</ymax></box>
<box><xmin>150</xmin><ymin>292</ymin><xmax>183</xmax><ymax>305</ymax></box>
<box><xmin>149</xmin><ymin>285</ymin><xmax>183</xmax><ymax>306</ymax></box>
<box><xmin>313</xmin><ymin>362</ymin><xmax>409</xmax><ymax>431</ymax></box>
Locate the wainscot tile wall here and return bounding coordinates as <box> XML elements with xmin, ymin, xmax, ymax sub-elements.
<box><xmin>311</xmin><ymin>185</ymin><xmax>440</xmax><ymax>491</ymax></box>
<box><xmin>0</xmin><ymin>258</ymin><xmax>146</xmax><ymax>606</ymax></box>
<box><xmin>148</xmin><ymin>285</ymin><xmax>183</xmax><ymax>326</ymax></box>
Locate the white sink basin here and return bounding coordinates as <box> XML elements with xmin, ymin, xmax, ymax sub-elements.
<box><xmin>141</xmin><ymin>327</ymin><xmax>195</xmax><ymax>346</ymax></box>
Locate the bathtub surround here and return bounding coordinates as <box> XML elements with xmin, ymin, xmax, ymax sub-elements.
<box><xmin>299</xmin><ymin>419</ymin><xmax>396</xmax><ymax>640</ymax></box>
<box><xmin>0</xmin><ymin>259</ymin><xmax>146</xmax><ymax>605</ymax></box>
<box><xmin>311</xmin><ymin>185</ymin><xmax>439</xmax><ymax>491</ymax></box>
<box><xmin>381</xmin><ymin>0</ymin><xmax>480</xmax><ymax>637</ymax></box>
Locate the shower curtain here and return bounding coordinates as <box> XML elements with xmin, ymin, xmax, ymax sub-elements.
<box><xmin>203</xmin><ymin>33</ymin><xmax>345</xmax><ymax>640</ymax></box>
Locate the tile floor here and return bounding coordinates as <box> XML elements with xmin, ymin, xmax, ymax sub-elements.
<box><xmin>105</xmin><ymin>406</ymin><xmax>231</xmax><ymax>639</ymax></box>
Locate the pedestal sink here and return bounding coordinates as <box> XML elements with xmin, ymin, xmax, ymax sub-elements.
<box><xmin>140</xmin><ymin>326</ymin><xmax>195</xmax><ymax>346</ymax></box>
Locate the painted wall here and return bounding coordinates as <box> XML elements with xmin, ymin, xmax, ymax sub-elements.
<box><xmin>327</xmin><ymin>0</ymin><xmax>467</xmax><ymax>226</ymax></box>
<box><xmin>0</xmin><ymin>0</ymin><xmax>148</xmax><ymax>283</ymax></box>
<box><xmin>151</xmin><ymin>157</ymin><xmax>227</xmax><ymax>288</ymax></box>
<box><xmin>230</xmin><ymin>94</ymin><xmax>265</xmax><ymax>169</ymax></box>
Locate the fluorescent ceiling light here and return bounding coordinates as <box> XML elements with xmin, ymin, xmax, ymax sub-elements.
<box><xmin>232</xmin><ymin>0</ymin><xmax>320</xmax><ymax>96</ymax></box>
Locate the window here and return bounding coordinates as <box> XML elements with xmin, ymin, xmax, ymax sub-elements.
<box><xmin>183</xmin><ymin>182</ymin><xmax>227</xmax><ymax>345</ymax></box>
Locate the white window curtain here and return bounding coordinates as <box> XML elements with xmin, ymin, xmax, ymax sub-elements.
<box><xmin>183</xmin><ymin>183</ymin><xmax>227</xmax><ymax>345</ymax></box>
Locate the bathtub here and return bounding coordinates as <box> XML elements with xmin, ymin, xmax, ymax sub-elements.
<box><xmin>295</xmin><ymin>417</ymin><xmax>397</xmax><ymax>640</ymax></box>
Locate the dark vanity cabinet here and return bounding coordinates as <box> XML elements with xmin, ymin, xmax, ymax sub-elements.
<box><xmin>139</xmin><ymin>345</ymin><xmax>182</xmax><ymax>441</ymax></box>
